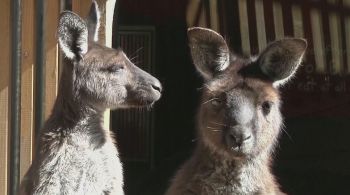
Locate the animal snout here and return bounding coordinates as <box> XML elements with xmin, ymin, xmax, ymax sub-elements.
<box><xmin>225</xmin><ymin>129</ymin><xmax>251</xmax><ymax>149</ymax></box>
<box><xmin>151</xmin><ymin>82</ymin><xmax>162</xmax><ymax>93</ymax></box>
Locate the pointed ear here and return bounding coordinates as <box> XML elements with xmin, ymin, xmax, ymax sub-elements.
<box><xmin>187</xmin><ymin>27</ymin><xmax>230</xmax><ymax>80</ymax></box>
<box><xmin>58</xmin><ymin>11</ymin><xmax>88</xmax><ymax>60</ymax></box>
<box><xmin>86</xmin><ymin>1</ymin><xmax>100</xmax><ymax>42</ymax></box>
<box><xmin>258</xmin><ymin>38</ymin><xmax>307</xmax><ymax>86</ymax></box>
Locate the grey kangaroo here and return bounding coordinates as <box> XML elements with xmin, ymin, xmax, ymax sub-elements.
<box><xmin>166</xmin><ymin>27</ymin><xmax>307</xmax><ymax>195</ymax></box>
<box><xmin>20</xmin><ymin>2</ymin><xmax>162</xmax><ymax>194</ymax></box>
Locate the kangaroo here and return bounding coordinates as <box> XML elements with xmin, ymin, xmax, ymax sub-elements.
<box><xmin>166</xmin><ymin>27</ymin><xmax>307</xmax><ymax>195</ymax></box>
<box><xmin>19</xmin><ymin>2</ymin><xmax>162</xmax><ymax>195</ymax></box>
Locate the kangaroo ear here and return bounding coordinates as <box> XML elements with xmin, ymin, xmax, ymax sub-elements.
<box><xmin>86</xmin><ymin>1</ymin><xmax>100</xmax><ymax>42</ymax></box>
<box><xmin>58</xmin><ymin>11</ymin><xmax>88</xmax><ymax>60</ymax></box>
<box><xmin>258</xmin><ymin>38</ymin><xmax>307</xmax><ymax>86</ymax></box>
<box><xmin>187</xmin><ymin>27</ymin><xmax>230</xmax><ymax>80</ymax></box>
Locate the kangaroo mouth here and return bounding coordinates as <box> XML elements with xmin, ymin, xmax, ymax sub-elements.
<box><xmin>126</xmin><ymin>86</ymin><xmax>162</xmax><ymax>107</ymax></box>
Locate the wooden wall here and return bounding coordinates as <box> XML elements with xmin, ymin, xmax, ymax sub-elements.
<box><xmin>0</xmin><ymin>0</ymin><xmax>115</xmax><ymax>194</ymax></box>
<box><xmin>0</xmin><ymin>0</ymin><xmax>10</xmax><ymax>194</ymax></box>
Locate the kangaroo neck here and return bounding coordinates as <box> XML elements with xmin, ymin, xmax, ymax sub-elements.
<box><xmin>195</xmin><ymin>140</ymin><xmax>271</xmax><ymax>178</ymax></box>
<box><xmin>43</xmin><ymin>61</ymin><xmax>104</xmax><ymax>133</ymax></box>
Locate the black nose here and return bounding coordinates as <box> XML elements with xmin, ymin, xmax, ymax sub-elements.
<box><xmin>151</xmin><ymin>83</ymin><xmax>162</xmax><ymax>93</ymax></box>
<box><xmin>226</xmin><ymin>131</ymin><xmax>251</xmax><ymax>149</ymax></box>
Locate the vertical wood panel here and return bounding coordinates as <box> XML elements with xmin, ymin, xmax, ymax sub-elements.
<box><xmin>329</xmin><ymin>10</ymin><xmax>343</xmax><ymax>74</ymax></box>
<box><xmin>238</xmin><ymin>0</ymin><xmax>250</xmax><ymax>54</ymax></box>
<box><xmin>209</xmin><ymin>0</ymin><xmax>219</xmax><ymax>32</ymax></box>
<box><xmin>273</xmin><ymin>1</ymin><xmax>284</xmax><ymax>39</ymax></box>
<box><xmin>292</xmin><ymin>5</ymin><xmax>305</xmax><ymax>38</ymax></box>
<box><xmin>255</xmin><ymin>0</ymin><xmax>267</xmax><ymax>51</ymax></box>
<box><xmin>247</xmin><ymin>0</ymin><xmax>259</xmax><ymax>55</ymax></box>
<box><xmin>0</xmin><ymin>0</ymin><xmax>10</xmax><ymax>193</ymax></box>
<box><xmin>263</xmin><ymin>0</ymin><xmax>275</xmax><ymax>43</ymax></box>
<box><xmin>311</xmin><ymin>8</ymin><xmax>327</xmax><ymax>73</ymax></box>
<box><xmin>20</xmin><ymin>0</ymin><xmax>35</xmax><ymax>181</ymax></box>
<box><xmin>343</xmin><ymin>0</ymin><xmax>350</xmax><ymax>73</ymax></box>
<box><xmin>44</xmin><ymin>1</ymin><xmax>60</xmax><ymax>119</ymax></box>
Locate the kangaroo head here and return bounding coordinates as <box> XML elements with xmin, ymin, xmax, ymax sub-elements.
<box><xmin>57</xmin><ymin>1</ymin><xmax>161</xmax><ymax>110</ymax></box>
<box><xmin>188</xmin><ymin>27</ymin><xmax>306</xmax><ymax>159</ymax></box>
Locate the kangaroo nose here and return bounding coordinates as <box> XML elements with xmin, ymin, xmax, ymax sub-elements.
<box><xmin>151</xmin><ymin>80</ymin><xmax>162</xmax><ymax>93</ymax></box>
<box><xmin>151</xmin><ymin>83</ymin><xmax>162</xmax><ymax>93</ymax></box>
<box><xmin>226</xmin><ymin>131</ymin><xmax>251</xmax><ymax>149</ymax></box>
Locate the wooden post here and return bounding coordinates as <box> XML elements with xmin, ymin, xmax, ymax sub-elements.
<box><xmin>20</xmin><ymin>0</ymin><xmax>35</xmax><ymax>181</ymax></box>
<box><xmin>72</xmin><ymin>0</ymin><xmax>116</xmax><ymax>130</ymax></box>
<box><xmin>44</xmin><ymin>0</ymin><xmax>60</xmax><ymax>119</ymax></box>
<box><xmin>0</xmin><ymin>0</ymin><xmax>10</xmax><ymax>194</ymax></box>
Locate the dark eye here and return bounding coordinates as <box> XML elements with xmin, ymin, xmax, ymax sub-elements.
<box><xmin>106</xmin><ymin>65</ymin><xmax>124</xmax><ymax>73</ymax></box>
<box><xmin>210</xmin><ymin>97</ymin><xmax>225</xmax><ymax>107</ymax></box>
<box><xmin>211</xmin><ymin>99</ymin><xmax>222</xmax><ymax>106</ymax></box>
<box><xmin>261</xmin><ymin>101</ymin><xmax>273</xmax><ymax>115</ymax></box>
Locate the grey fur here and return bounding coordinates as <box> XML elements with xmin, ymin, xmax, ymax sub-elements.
<box><xmin>20</xmin><ymin>2</ymin><xmax>161</xmax><ymax>195</ymax></box>
<box><xmin>166</xmin><ymin>27</ymin><xmax>306</xmax><ymax>195</ymax></box>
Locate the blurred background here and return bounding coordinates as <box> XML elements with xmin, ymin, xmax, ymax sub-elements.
<box><xmin>1</xmin><ymin>0</ymin><xmax>349</xmax><ymax>194</ymax></box>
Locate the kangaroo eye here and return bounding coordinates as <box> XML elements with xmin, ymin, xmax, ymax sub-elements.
<box><xmin>211</xmin><ymin>98</ymin><xmax>223</xmax><ymax>106</ymax></box>
<box><xmin>261</xmin><ymin>101</ymin><xmax>272</xmax><ymax>115</ymax></box>
<box><xmin>106</xmin><ymin>65</ymin><xmax>124</xmax><ymax>73</ymax></box>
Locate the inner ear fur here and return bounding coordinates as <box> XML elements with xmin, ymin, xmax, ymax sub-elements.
<box><xmin>58</xmin><ymin>11</ymin><xmax>88</xmax><ymax>60</ymax></box>
<box><xmin>187</xmin><ymin>27</ymin><xmax>230</xmax><ymax>80</ymax></box>
<box><xmin>258</xmin><ymin>38</ymin><xmax>307</xmax><ymax>85</ymax></box>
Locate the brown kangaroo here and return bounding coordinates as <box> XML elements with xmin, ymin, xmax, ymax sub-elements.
<box><xmin>166</xmin><ymin>27</ymin><xmax>307</xmax><ymax>195</ymax></box>
<box><xmin>19</xmin><ymin>2</ymin><xmax>161</xmax><ymax>195</ymax></box>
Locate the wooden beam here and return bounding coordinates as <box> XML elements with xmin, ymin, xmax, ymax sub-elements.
<box><xmin>20</xmin><ymin>0</ymin><xmax>35</xmax><ymax>181</ymax></box>
<box><xmin>273</xmin><ymin>1</ymin><xmax>284</xmax><ymax>39</ymax></box>
<box><xmin>44</xmin><ymin>0</ymin><xmax>60</xmax><ymax>119</ymax></box>
<box><xmin>0</xmin><ymin>0</ymin><xmax>10</xmax><ymax>193</ymax></box>
<box><xmin>292</xmin><ymin>4</ymin><xmax>305</xmax><ymax>38</ymax></box>
<box><xmin>255</xmin><ymin>0</ymin><xmax>267</xmax><ymax>51</ymax></box>
<box><xmin>310</xmin><ymin>8</ymin><xmax>327</xmax><ymax>73</ymax></box>
<box><xmin>238</xmin><ymin>0</ymin><xmax>251</xmax><ymax>55</ymax></box>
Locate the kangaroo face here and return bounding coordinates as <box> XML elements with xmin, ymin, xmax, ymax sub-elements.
<box><xmin>58</xmin><ymin>2</ymin><xmax>161</xmax><ymax>110</ymax></box>
<box><xmin>188</xmin><ymin>27</ymin><xmax>307</xmax><ymax>159</ymax></box>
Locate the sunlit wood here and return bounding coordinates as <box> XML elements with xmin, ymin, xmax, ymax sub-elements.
<box><xmin>238</xmin><ymin>0</ymin><xmax>251</xmax><ymax>54</ymax></box>
<box><xmin>310</xmin><ymin>8</ymin><xmax>327</xmax><ymax>73</ymax></box>
<box><xmin>255</xmin><ymin>0</ymin><xmax>267</xmax><ymax>51</ymax></box>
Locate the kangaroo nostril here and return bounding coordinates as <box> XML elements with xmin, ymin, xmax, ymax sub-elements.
<box><xmin>151</xmin><ymin>84</ymin><xmax>162</xmax><ymax>93</ymax></box>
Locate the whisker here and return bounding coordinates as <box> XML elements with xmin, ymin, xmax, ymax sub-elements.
<box><xmin>129</xmin><ymin>55</ymin><xmax>139</xmax><ymax>62</ymax></box>
<box><xmin>202</xmin><ymin>98</ymin><xmax>218</xmax><ymax>105</ymax></box>
<box><xmin>206</xmin><ymin>126</ymin><xmax>222</xmax><ymax>132</ymax></box>
<box><xmin>281</xmin><ymin>127</ymin><xmax>293</xmax><ymax>142</ymax></box>
<box><xmin>129</xmin><ymin>47</ymin><xmax>144</xmax><ymax>59</ymax></box>
<box><xmin>209</xmin><ymin>121</ymin><xmax>227</xmax><ymax>127</ymax></box>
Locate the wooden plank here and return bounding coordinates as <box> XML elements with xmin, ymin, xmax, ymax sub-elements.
<box><xmin>263</xmin><ymin>0</ymin><xmax>275</xmax><ymax>43</ymax></box>
<box><xmin>0</xmin><ymin>0</ymin><xmax>10</xmax><ymax>194</ymax></box>
<box><xmin>20</xmin><ymin>0</ymin><xmax>35</xmax><ymax>181</ymax></box>
<box><xmin>186</xmin><ymin>0</ymin><xmax>200</xmax><ymax>27</ymax></box>
<box><xmin>292</xmin><ymin>5</ymin><xmax>305</xmax><ymax>38</ymax></box>
<box><xmin>310</xmin><ymin>8</ymin><xmax>327</xmax><ymax>73</ymax></box>
<box><xmin>273</xmin><ymin>1</ymin><xmax>284</xmax><ymax>39</ymax></box>
<box><xmin>255</xmin><ymin>0</ymin><xmax>267</xmax><ymax>51</ymax></box>
<box><xmin>246</xmin><ymin>0</ymin><xmax>259</xmax><ymax>55</ymax></box>
<box><xmin>328</xmin><ymin>10</ymin><xmax>343</xmax><ymax>74</ymax></box>
<box><xmin>209</xmin><ymin>0</ymin><xmax>219</xmax><ymax>32</ymax></box>
<box><xmin>238</xmin><ymin>0</ymin><xmax>250</xmax><ymax>54</ymax></box>
<box><xmin>44</xmin><ymin>0</ymin><xmax>60</xmax><ymax>119</ymax></box>
<box><xmin>345</xmin><ymin>0</ymin><xmax>350</xmax><ymax>73</ymax></box>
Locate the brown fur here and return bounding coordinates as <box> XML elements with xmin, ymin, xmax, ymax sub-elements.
<box><xmin>166</xmin><ymin>27</ymin><xmax>306</xmax><ymax>195</ymax></box>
